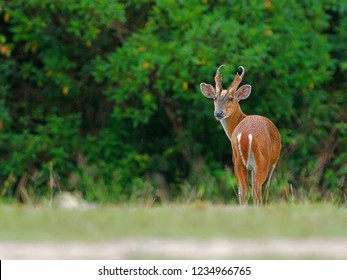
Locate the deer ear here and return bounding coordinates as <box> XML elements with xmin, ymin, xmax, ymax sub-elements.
<box><xmin>200</xmin><ymin>83</ymin><xmax>216</xmax><ymax>99</ymax></box>
<box><xmin>235</xmin><ymin>85</ymin><xmax>252</xmax><ymax>101</ymax></box>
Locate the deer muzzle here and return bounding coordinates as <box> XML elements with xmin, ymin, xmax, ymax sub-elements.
<box><xmin>214</xmin><ymin>110</ymin><xmax>225</xmax><ymax>120</ymax></box>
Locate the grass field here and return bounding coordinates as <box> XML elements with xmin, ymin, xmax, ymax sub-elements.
<box><xmin>1</xmin><ymin>203</ymin><xmax>347</xmax><ymax>259</ymax></box>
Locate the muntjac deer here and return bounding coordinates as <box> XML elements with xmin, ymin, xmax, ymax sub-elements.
<box><xmin>200</xmin><ymin>65</ymin><xmax>281</xmax><ymax>205</ymax></box>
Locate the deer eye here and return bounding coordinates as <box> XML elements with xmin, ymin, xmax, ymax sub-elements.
<box><xmin>227</xmin><ymin>97</ymin><xmax>234</xmax><ymax>102</ymax></box>
<box><xmin>212</xmin><ymin>97</ymin><xmax>217</xmax><ymax>101</ymax></box>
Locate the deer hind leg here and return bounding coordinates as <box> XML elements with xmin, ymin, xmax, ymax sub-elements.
<box><xmin>251</xmin><ymin>171</ymin><xmax>262</xmax><ymax>206</ymax></box>
<box><xmin>234</xmin><ymin>157</ymin><xmax>248</xmax><ymax>205</ymax></box>
<box><xmin>251</xmin><ymin>156</ymin><xmax>270</xmax><ymax>206</ymax></box>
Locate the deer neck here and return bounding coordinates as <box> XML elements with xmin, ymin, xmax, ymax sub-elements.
<box><xmin>220</xmin><ymin>106</ymin><xmax>246</xmax><ymax>141</ymax></box>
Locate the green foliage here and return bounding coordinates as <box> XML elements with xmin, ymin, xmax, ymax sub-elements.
<box><xmin>0</xmin><ymin>0</ymin><xmax>346</xmax><ymax>203</ymax></box>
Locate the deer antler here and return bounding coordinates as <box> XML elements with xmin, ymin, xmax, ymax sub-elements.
<box><xmin>214</xmin><ymin>65</ymin><xmax>225</xmax><ymax>94</ymax></box>
<box><xmin>227</xmin><ymin>66</ymin><xmax>245</xmax><ymax>95</ymax></box>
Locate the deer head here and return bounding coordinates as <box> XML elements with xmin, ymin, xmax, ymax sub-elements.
<box><xmin>200</xmin><ymin>65</ymin><xmax>252</xmax><ymax>121</ymax></box>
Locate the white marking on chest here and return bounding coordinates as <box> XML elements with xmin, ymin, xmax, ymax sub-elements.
<box><xmin>220</xmin><ymin>119</ymin><xmax>231</xmax><ymax>141</ymax></box>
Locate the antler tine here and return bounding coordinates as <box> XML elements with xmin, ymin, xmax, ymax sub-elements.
<box><xmin>216</xmin><ymin>64</ymin><xmax>226</xmax><ymax>75</ymax></box>
<box><xmin>238</xmin><ymin>66</ymin><xmax>245</xmax><ymax>79</ymax></box>
<box><xmin>227</xmin><ymin>65</ymin><xmax>245</xmax><ymax>94</ymax></box>
<box><xmin>214</xmin><ymin>64</ymin><xmax>225</xmax><ymax>93</ymax></box>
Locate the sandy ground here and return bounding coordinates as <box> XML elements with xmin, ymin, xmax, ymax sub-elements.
<box><xmin>1</xmin><ymin>238</ymin><xmax>347</xmax><ymax>259</ymax></box>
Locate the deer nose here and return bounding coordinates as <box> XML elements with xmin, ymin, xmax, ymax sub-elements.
<box><xmin>214</xmin><ymin>110</ymin><xmax>224</xmax><ymax>119</ymax></box>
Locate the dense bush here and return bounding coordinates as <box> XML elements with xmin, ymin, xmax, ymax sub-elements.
<box><xmin>0</xmin><ymin>0</ymin><xmax>346</xmax><ymax>204</ymax></box>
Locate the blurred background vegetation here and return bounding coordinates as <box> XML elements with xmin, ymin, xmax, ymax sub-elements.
<box><xmin>0</xmin><ymin>0</ymin><xmax>346</xmax><ymax>205</ymax></box>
